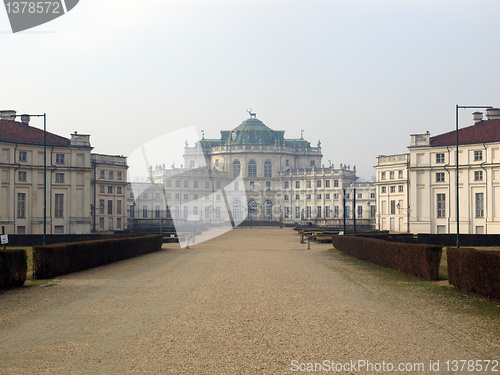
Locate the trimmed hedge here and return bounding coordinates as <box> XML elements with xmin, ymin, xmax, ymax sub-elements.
<box><xmin>0</xmin><ymin>249</ymin><xmax>27</xmax><ymax>289</ymax></box>
<box><xmin>331</xmin><ymin>235</ymin><xmax>442</xmax><ymax>280</ymax></box>
<box><xmin>33</xmin><ymin>235</ymin><xmax>163</xmax><ymax>279</ymax></box>
<box><xmin>447</xmin><ymin>248</ymin><xmax>500</xmax><ymax>299</ymax></box>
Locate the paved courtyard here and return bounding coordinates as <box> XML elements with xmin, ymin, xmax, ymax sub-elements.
<box><xmin>0</xmin><ymin>228</ymin><xmax>499</xmax><ymax>374</ymax></box>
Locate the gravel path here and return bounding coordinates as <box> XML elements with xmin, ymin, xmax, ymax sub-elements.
<box><xmin>1</xmin><ymin>228</ymin><xmax>499</xmax><ymax>374</ymax></box>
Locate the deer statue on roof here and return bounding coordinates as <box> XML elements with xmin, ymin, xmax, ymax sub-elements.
<box><xmin>247</xmin><ymin>109</ymin><xmax>256</xmax><ymax>118</ymax></box>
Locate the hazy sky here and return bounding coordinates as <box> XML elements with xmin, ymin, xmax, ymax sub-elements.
<box><xmin>1</xmin><ymin>0</ymin><xmax>500</xmax><ymax>179</ymax></box>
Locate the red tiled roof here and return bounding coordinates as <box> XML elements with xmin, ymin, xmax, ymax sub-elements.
<box><xmin>0</xmin><ymin>119</ymin><xmax>70</xmax><ymax>147</ymax></box>
<box><xmin>430</xmin><ymin>119</ymin><xmax>500</xmax><ymax>147</ymax></box>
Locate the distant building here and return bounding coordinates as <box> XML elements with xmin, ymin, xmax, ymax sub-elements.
<box><xmin>141</xmin><ymin>114</ymin><xmax>376</xmax><ymax>227</ymax></box>
<box><xmin>91</xmin><ymin>154</ymin><xmax>128</xmax><ymax>232</ymax></box>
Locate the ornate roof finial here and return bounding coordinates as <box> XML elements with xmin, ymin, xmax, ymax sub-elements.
<box><xmin>301</xmin><ymin>129</ymin><xmax>304</xmax><ymax>139</ymax></box>
<box><xmin>246</xmin><ymin>109</ymin><xmax>256</xmax><ymax>118</ymax></box>
<box><xmin>201</xmin><ymin>130</ymin><xmax>205</xmax><ymax>139</ymax></box>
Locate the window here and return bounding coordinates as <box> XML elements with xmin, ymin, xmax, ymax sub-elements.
<box><xmin>130</xmin><ymin>205</ymin><xmax>135</xmax><ymax>218</ymax></box>
<box><xmin>175</xmin><ymin>180</ymin><xmax>180</xmax><ymax>188</ymax></box>
<box><xmin>325</xmin><ymin>194</ymin><xmax>331</xmax><ymax>199</ymax></box>
<box><xmin>284</xmin><ymin>206</ymin><xmax>289</xmax><ymax>219</ymax></box>
<box><xmin>474</xmin><ymin>171</ymin><xmax>483</xmax><ymax>181</ymax></box>
<box><xmin>194</xmin><ymin>180</ymin><xmax>199</xmax><ymax>189</ymax></box>
<box><xmin>117</xmin><ymin>218</ymin><xmax>122</xmax><ymax>229</ymax></box>
<box><xmin>99</xmin><ymin>170</ymin><xmax>105</xmax><ymax>179</ymax></box>
<box><xmin>190</xmin><ymin>160</ymin><xmax>195</xmax><ymax>168</ymax></box>
<box><xmin>317</xmin><ymin>180</ymin><xmax>321</xmax><ymax>188</ymax></box>
<box><xmin>18</xmin><ymin>151</ymin><xmax>27</xmax><ymax>162</ymax></box>
<box><xmin>143</xmin><ymin>206</ymin><xmax>148</xmax><ymax>218</ymax></box>
<box><xmin>17</xmin><ymin>193</ymin><xmax>26</xmax><ymax>218</ymax></box>
<box><xmin>370</xmin><ymin>205</ymin><xmax>376</xmax><ymax>218</ymax></box>
<box><xmin>398</xmin><ymin>170</ymin><xmax>404</xmax><ymax>179</ymax></box>
<box><xmin>371</xmin><ymin>193</ymin><xmax>376</xmax><ymax>198</ymax></box>
<box><xmin>108</xmin><ymin>200</ymin><xmax>113</xmax><ymax>215</ymax></box>
<box><xmin>345</xmin><ymin>206</ymin><xmax>350</xmax><ymax>218</ymax></box>
<box><xmin>99</xmin><ymin>217</ymin><xmax>105</xmax><ymax>229</ymax></box>
<box><xmin>436</xmin><ymin>172</ymin><xmax>445</xmax><ymax>182</ymax></box>
<box><xmin>266</xmin><ymin>181</ymin><xmax>271</xmax><ymax>191</ymax></box>
<box><xmin>334</xmin><ymin>180</ymin><xmax>339</xmax><ymax>187</ymax></box>
<box><xmin>117</xmin><ymin>186</ymin><xmax>122</xmax><ymax>194</ymax></box>
<box><xmin>54</xmin><ymin>225</ymin><xmax>64</xmax><ymax>234</ymax></box>
<box><xmin>345</xmin><ymin>193</ymin><xmax>350</xmax><ymax>199</ymax></box>
<box><xmin>437</xmin><ymin>194</ymin><xmax>446</xmax><ymax>217</ymax></box>
<box><xmin>390</xmin><ymin>186</ymin><xmax>396</xmax><ymax>193</ymax></box>
<box><xmin>306</xmin><ymin>181</ymin><xmax>311</xmax><ymax>188</ymax></box>
<box><xmin>264</xmin><ymin>200</ymin><xmax>272</xmax><ymax>220</ymax></box>
<box><xmin>55</xmin><ymin>173</ymin><xmax>64</xmax><ymax>183</ymax></box>
<box><xmin>381</xmin><ymin>172</ymin><xmax>386</xmax><ymax>180</ymax></box>
<box><xmin>250</xmin><ymin>181</ymin><xmax>255</xmax><ymax>191</ymax></box>
<box><xmin>17</xmin><ymin>226</ymin><xmax>26</xmax><ymax>234</ymax></box>
<box><xmin>325</xmin><ymin>206</ymin><xmax>331</xmax><ymax>218</ymax></box>
<box><xmin>284</xmin><ymin>181</ymin><xmax>289</xmax><ymax>189</ymax></box>
<box><xmin>325</xmin><ymin>180</ymin><xmax>330</xmax><ymax>188</ymax></box>
<box><xmin>55</xmin><ymin>194</ymin><xmax>64</xmax><ymax>218</ymax></box>
<box><xmin>306</xmin><ymin>194</ymin><xmax>311</xmax><ymax>200</ymax></box>
<box><xmin>18</xmin><ymin>171</ymin><xmax>27</xmax><ymax>182</ymax></box>
<box><xmin>334</xmin><ymin>193</ymin><xmax>339</xmax><ymax>199</ymax></box>
<box><xmin>381</xmin><ymin>187</ymin><xmax>386</xmax><ymax>193</ymax></box>
<box><xmin>295</xmin><ymin>194</ymin><xmax>300</xmax><ymax>200</ymax></box>
<box><xmin>295</xmin><ymin>207</ymin><xmax>301</xmax><ymax>219</ymax></box>
<box><xmin>357</xmin><ymin>206</ymin><xmax>363</xmax><ymax>218</ymax></box>
<box><xmin>390</xmin><ymin>200</ymin><xmax>396</xmax><ymax>215</ymax></box>
<box><xmin>398</xmin><ymin>185</ymin><xmax>404</xmax><ymax>193</ymax></box>
<box><xmin>232</xmin><ymin>200</ymin><xmax>242</xmax><ymax>221</ymax></box>
<box><xmin>357</xmin><ymin>193</ymin><xmax>362</xmax><ymax>199</ymax></box>
<box><xmin>295</xmin><ymin>181</ymin><xmax>300</xmax><ymax>189</ymax></box>
<box><xmin>193</xmin><ymin>206</ymin><xmax>198</xmax><ymax>215</ymax></box>
<box><xmin>317</xmin><ymin>194</ymin><xmax>322</xmax><ymax>200</ymax></box>
<box><xmin>334</xmin><ymin>206</ymin><xmax>339</xmax><ymax>218</ymax></box>
<box><xmin>194</xmin><ymin>194</ymin><xmax>198</xmax><ymax>200</ymax></box>
<box><xmin>184</xmin><ymin>180</ymin><xmax>189</xmax><ymax>188</ymax></box>
<box><xmin>476</xmin><ymin>193</ymin><xmax>484</xmax><ymax>217</ymax></box>
<box><xmin>317</xmin><ymin>206</ymin><xmax>322</xmax><ymax>218</ymax></box>
<box><xmin>117</xmin><ymin>171</ymin><xmax>122</xmax><ymax>180</ymax></box>
<box><xmin>264</xmin><ymin>161</ymin><xmax>272</xmax><ymax>177</ymax></box>
<box><xmin>166</xmin><ymin>180</ymin><xmax>172</xmax><ymax>188</ymax></box>
<box><xmin>205</xmin><ymin>181</ymin><xmax>210</xmax><ymax>189</ymax></box>
<box><xmin>248</xmin><ymin>160</ymin><xmax>257</xmax><ymax>177</ymax></box>
<box><xmin>99</xmin><ymin>199</ymin><xmax>104</xmax><ymax>214</ymax></box>
<box><xmin>389</xmin><ymin>171</ymin><xmax>395</xmax><ymax>179</ymax></box>
<box><xmin>100</xmin><ymin>185</ymin><xmax>105</xmax><ymax>193</ymax></box>
<box><xmin>306</xmin><ymin>206</ymin><xmax>311</xmax><ymax>218</ymax></box>
<box><xmin>216</xmin><ymin>181</ymin><xmax>221</xmax><ymax>189</ymax></box>
<box><xmin>109</xmin><ymin>171</ymin><xmax>114</xmax><ymax>180</ymax></box>
<box><xmin>143</xmin><ymin>193</ymin><xmax>148</xmax><ymax>199</ymax></box>
<box><xmin>284</xmin><ymin>194</ymin><xmax>289</xmax><ymax>201</ymax></box>
<box><xmin>56</xmin><ymin>153</ymin><xmax>65</xmax><ymax>164</ymax></box>
<box><xmin>234</xmin><ymin>181</ymin><xmax>239</xmax><ymax>191</ymax></box>
<box><xmin>286</xmin><ymin>159</ymin><xmax>289</xmax><ymax>167</ymax></box>
<box><xmin>108</xmin><ymin>186</ymin><xmax>113</xmax><ymax>194</ymax></box>
<box><xmin>117</xmin><ymin>200</ymin><xmax>122</xmax><ymax>215</ymax></box>
<box><xmin>436</xmin><ymin>153</ymin><xmax>445</xmax><ymax>163</ymax></box>
<box><xmin>155</xmin><ymin>206</ymin><xmax>161</xmax><ymax>218</ymax></box>
<box><xmin>184</xmin><ymin>194</ymin><xmax>189</xmax><ymax>200</ymax></box>
<box><xmin>474</xmin><ymin>150</ymin><xmax>483</xmax><ymax>161</ymax></box>
<box><xmin>310</xmin><ymin>160</ymin><xmax>315</xmax><ymax>167</ymax></box>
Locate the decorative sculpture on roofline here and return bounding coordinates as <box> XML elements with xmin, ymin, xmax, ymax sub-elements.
<box><xmin>247</xmin><ymin>109</ymin><xmax>256</xmax><ymax>118</ymax></box>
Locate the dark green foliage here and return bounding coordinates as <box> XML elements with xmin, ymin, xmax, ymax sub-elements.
<box><xmin>33</xmin><ymin>235</ymin><xmax>163</xmax><ymax>279</ymax></box>
<box><xmin>447</xmin><ymin>248</ymin><xmax>500</xmax><ymax>299</ymax></box>
<box><xmin>331</xmin><ymin>235</ymin><xmax>442</xmax><ymax>280</ymax></box>
<box><xmin>0</xmin><ymin>249</ymin><xmax>27</xmax><ymax>288</ymax></box>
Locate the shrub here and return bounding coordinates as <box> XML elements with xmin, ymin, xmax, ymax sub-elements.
<box><xmin>0</xmin><ymin>249</ymin><xmax>27</xmax><ymax>288</ymax></box>
<box><xmin>331</xmin><ymin>235</ymin><xmax>442</xmax><ymax>280</ymax></box>
<box><xmin>447</xmin><ymin>248</ymin><xmax>500</xmax><ymax>299</ymax></box>
<box><xmin>33</xmin><ymin>235</ymin><xmax>162</xmax><ymax>279</ymax></box>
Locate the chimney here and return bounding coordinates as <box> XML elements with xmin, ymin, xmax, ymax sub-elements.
<box><xmin>485</xmin><ymin>108</ymin><xmax>500</xmax><ymax>120</ymax></box>
<box><xmin>0</xmin><ymin>110</ymin><xmax>16</xmax><ymax>121</ymax></box>
<box><xmin>21</xmin><ymin>114</ymin><xmax>30</xmax><ymax>124</ymax></box>
<box><xmin>472</xmin><ymin>112</ymin><xmax>483</xmax><ymax>124</ymax></box>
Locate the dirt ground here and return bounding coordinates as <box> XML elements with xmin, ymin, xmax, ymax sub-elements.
<box><xmin>0</xmin><ymin>228</ymin><xmax>499</xmax><ymax>374</ymax></box>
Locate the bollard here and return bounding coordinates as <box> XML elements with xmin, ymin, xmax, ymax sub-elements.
<box><xmin>306</xmin><ymin>237</ymin><xmax>310</xmax><ymax>250</ymax></box>
<box><xmin>186</xmin><ymin>235</ymin><xmax>190</xmax><ymax>249</ymax></box>
<box><xmin>301</xmin><ymin>234</ymin><xmax>305</xmax><ymax>244</ymax></box>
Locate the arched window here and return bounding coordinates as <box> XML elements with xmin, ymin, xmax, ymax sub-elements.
<box><xmin>232</xmin><ymin>199</ymin><xmax>242</xmax><ymax>222</ymax></box>
<box><xmin>264</xmin><ymin>200</ymin><xmax>273</xmax><ymax>220</ymax></box>
<box><xmin>264</xmin><ymin>161</ymin><xmax>272</xmax><ymax>178</ymax></box>
<box><xmin>248</xmin><ymin>200</ymin><xmax>258</xmax><ymax>220</ymax></box>
<box><xmin>233</xmin><ymin>160</ymin><xmax>241</xmax><ymax>177</ymax></box>
<box><xmin>248</xmin><ymin>160</ymin><xmax>257</xmax><ymax>177</ymax></box>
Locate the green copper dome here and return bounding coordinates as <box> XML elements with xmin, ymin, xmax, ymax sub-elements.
<box><xmin>233</xmin><ymin>117</ymin><xmax>273</xmax><ymax>132</ymax></box>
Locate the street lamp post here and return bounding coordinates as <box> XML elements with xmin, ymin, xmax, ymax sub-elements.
<box><xmin>455</xmin><ymin>105</ymin><xmax>492</xmax><ymax>248</ymax></box>
<box><xmin>14</xmin><ymin>113</ymin><xmax>47</xmax><ymax>245</ymax></box>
